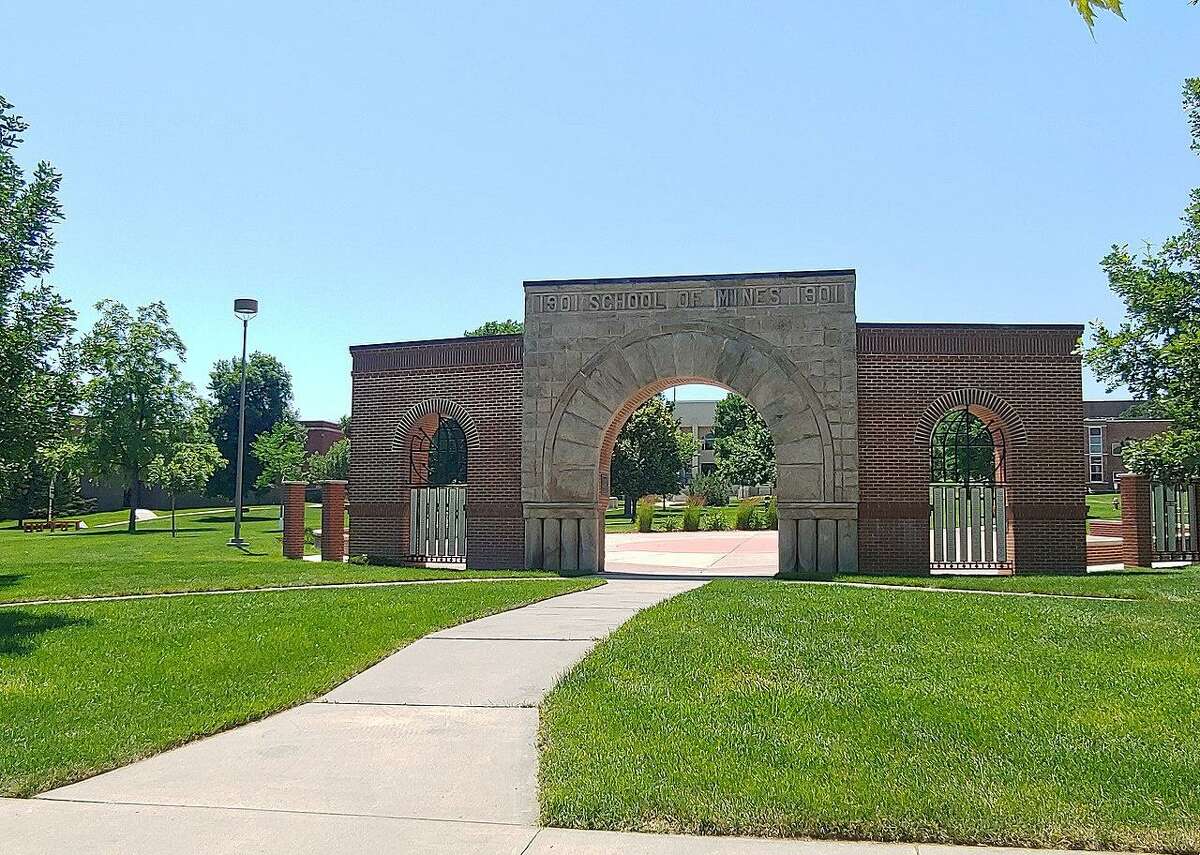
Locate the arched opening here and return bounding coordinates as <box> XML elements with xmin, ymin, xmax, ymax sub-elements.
<box><xmin>929</xmin><ymin>405</ymin><xmax>1012</xmax><ymax>574</ymax></box>
<box><xmin>597</xmin><ymin>381</ymin><xmax>779</xmax><ymax>577</ymax></box>
<box><xmin>396</xmin><ymin>401</ymin><xmax>475</xmax><ymax>564</ymax></box>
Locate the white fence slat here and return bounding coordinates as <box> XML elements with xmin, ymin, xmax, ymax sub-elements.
<box><xmin>982</xmin><ymin>488</ymin><xmax>994</xmax><ymax>563</ymax></box>
<box><xmin>995</xmin><ymin>488</ymin><xmax>1007</xmax><ymax>563</ymax></box>
<box><xmin>931</xmin><ymin>486</ymin><xmax>944</xmax><ymax>563</ymax></box>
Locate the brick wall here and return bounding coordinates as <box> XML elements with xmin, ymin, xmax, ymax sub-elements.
<box><xmin>857</xmin><ymin>324</ymin><xmax>1087</xmax><ymax>573</ymax></box>
<box><xmin>348</xmin><ymin>334</ymin><xmax>525</xmax><ymax>569</ymax></box>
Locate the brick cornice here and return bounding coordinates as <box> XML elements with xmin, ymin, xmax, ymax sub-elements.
<box><xmin>352</xmin><ymin>335</ymin><xmax>522</xmax><ymax>373</ymax></box>
<box><xmin>857</xmin><ymin>324</ymin><xmax>1081</xmax><ymax>357</ymax></box>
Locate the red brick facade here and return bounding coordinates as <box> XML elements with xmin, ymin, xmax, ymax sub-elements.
<box><xmin>319</xmin><ymin>481</ymin><xmax>347</xmax><ymax>562</ymax></box>
<box><xmin>1119</xmin><ymin>474</ymin><xmax>1154</xmax><ymax>567</ymax></box>
<box><xmin>348</xmin><ymin>335</ymin><xmax>524</xmax><ymax>569</ymax></box>
<box><xmin>350</xmin><ymin>322</ymin><xmax>1087</xmax><ymax>574</ymax></box>
<box><xmin>857</xmin><ymin>324</ymin><xmax>1086</xmax><ymax>573</ymax></box>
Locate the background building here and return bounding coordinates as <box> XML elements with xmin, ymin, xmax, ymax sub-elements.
<box><xmin>1082</xmin><ymin>400</ymin><xmax>1171</xmax><ymax>491</ymax></box>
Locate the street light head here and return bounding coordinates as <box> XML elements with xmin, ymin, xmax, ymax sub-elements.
<box><xmin>234</xmin><ymin>297</ymin><xmax>259</xmax><ymax>320</ymax></box>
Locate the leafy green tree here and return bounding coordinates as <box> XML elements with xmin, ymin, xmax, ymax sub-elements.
<box><xmin>206</xmin><ymin>352</ymin><xmax>296</xmax><ymax>499</ymax></box>
<box><xmin>0</xmin><ymin>95</ymin><xmax>79</xmax><ymax>504</ymax></box>
<box><xmin>251</xmin><ymin>419</ymin><xmax>308</xmax><ymax>492</ymax></box>
<box><xmin>1086</xmin><ymin>79</ymin><xmax>1200</xmax><ymax>482</ymax></box>
<box><xmin>146</xmin><ymin>420</ymin><xmax>225</xmax><ymax>536</ymax></box>
<box><xmin>610</xmin><ymin>396</ymin><xmax>698</xmax><ymax>516</ymax></box>
<box><xmin>309</xmin><ymin>437</ymin><xmax>350</xmax><ymax>482</ymax></box>
<box><xmin>80</xmin><ymin>300</ymin><xmax>195</xmax><ymax>532</ymax></box>
<box><xmin>712</xmin><ymin>394</ymin><xmax>775</xmax><ymax>487</ymax></box>
<box><xmin>464</xmin><ymin>319</ymin><xmax>523</xmax><ymax>336</ymax></box>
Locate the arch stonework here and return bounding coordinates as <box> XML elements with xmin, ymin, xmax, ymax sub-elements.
<box><xmin>914</xmin><ymin>388</ymin><xmax>1029</xmax><ymax>450</ymax></box>
<box><xmin>392</xmin><ymin>397</ymin><xmax>481</xmax><ymax>451</ymax></box>
<box><xmin>522</xmin><ymin>271</ymin><xmax>859</xmax><ymax>575</ymax></box>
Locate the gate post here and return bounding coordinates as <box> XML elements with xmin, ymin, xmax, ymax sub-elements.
<box><xmin>1119</xmin><ymin>474</ymin><xmax>1153</xmax><ymax>568</ymax></box>
<box><xmin>282</xmin><ymin>480</ymin><xmax>307</xmax><ymax>559</ymax></box>
<box><xmin>319</xmin><ymin>480</ymin><xmax>348</xmax><ymax>562</ymax></box>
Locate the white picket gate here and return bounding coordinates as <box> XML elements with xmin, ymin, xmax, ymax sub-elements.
<box><xmin>1150</xmin><ymin>482</ymin><xmax>1199</xmax><ymax>561</ymax></box>
<box><xmin>409</xmin><ymin>485</ymin><xmax>467</xmax><ymax>561</ymax></box>
<box><xmin>929</xmin><ymin>483</ymin><xmax>1010</xmax><ymax>572</ymax></box>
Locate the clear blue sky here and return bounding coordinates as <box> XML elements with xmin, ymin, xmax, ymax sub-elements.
<box><xmin>5</xmin><ymin>2</ymin><xmax>1198</xmax><ymax>417</ymax></box>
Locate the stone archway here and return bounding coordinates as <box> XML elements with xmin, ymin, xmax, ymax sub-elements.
<box><xmin>521</xmin><ymin>271</ymin><xmax>859</xmax><ymax>576</ymax></box>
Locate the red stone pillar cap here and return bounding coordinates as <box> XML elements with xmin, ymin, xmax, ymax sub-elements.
<box><xmin>282</xmin><ymin>480</ymin><xmax>308</xmax><ymax>486</ymax></box>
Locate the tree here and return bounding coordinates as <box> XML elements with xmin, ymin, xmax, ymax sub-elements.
<box><xmin>146</xmin><ymin>420</ymin><xmax>225</xmax><ymax>536</ymax></box>
<box><xmin>464</xmin><ymin>319</ymin><xmax>523</xmax><ymax>336</ymax></box>
<box><xmin>1068</xmin><ymin>1</ymin><xmax>1196</xmax><ymax>31</ymax></box>
<box><xmin>1086</xmin><ymin>79</ymin><xmax>1200</xmax><ymax>483</ymax></box>
<box><xmin>610</xmin><ymin>396</ymin><xmax>698</xmax><ymax>516</ymax></box>
<box><xmin>309</xmin><ymin>438</ymin><xmax>349</xmax><ymax>482</ymax></box>
<box><xmin>0</xmin><ymin>95</ymin><xmax>79</xmax><ymax>506</ymax></box>
<box><xmin>251</xmin><ymin>419</ymin><xmax>308</xmax><ymax>492</ymax></box>
<box><xmin>42</xmin><ymin>438</ymin><xmax>84</xmax><ymax>523</ymax></box>
<box><xmin>206</xmin><ymin>352</ymin><xmax>295</xmax><ymax>499</ymax></box>
<box><xmin>80</xmin><ymin>300</ymin><xmax>194</xmax><ymax>532</ymax></box>
<box><xmin>712</xmin><ymin>394</ymin><xmax>776</xmax><ymax>487</ymax></box>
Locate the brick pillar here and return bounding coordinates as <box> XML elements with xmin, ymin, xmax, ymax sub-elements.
<box><xmin>320</xmin><ymin>480</ymin><xmax>348</xmax><ymax>562</ymax></box>
<box><xmin>1119</xmin><ymin>474</ymin><xmax>1153</xmax><ymax>568</ymax></box>
<box><xmin>282</xmin><ymin>481</ymin><xmax>307</xmax><ymax>559</ymax></box>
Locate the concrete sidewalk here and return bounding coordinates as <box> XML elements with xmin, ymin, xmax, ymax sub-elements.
<box><xmin>0</xmin><ymin>577</ymin><xmax>1142</xmax><ymax>854</ymax></box>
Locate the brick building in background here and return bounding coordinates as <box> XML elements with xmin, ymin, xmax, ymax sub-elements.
<box><xmin>349</xmin><ymin>270</ymin><xmax>1087</xmax><ymax>575</ymax></box>
<box><xmin>1082</xmin><ymin>400</ymin><xmax>1171</xmax><ymax>491</ymax></box>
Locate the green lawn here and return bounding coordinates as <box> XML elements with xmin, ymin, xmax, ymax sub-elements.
<box><xmin>1086</xmin><ymin>492</ymin><xmax>1121</xmax><ymax>521</ymax></box>
<box><xmin>2</xmin><ymin>577</ymin><xmax>597</xmax><ymax>796</ymax></box>
<box><xmin>0</xmin><ymin>504</ymin><xmax>555</xmax><ymax>603</ymax></box>
<box><xmin>839</xmin><ymin>564</ymin><xmax>1200</xmax><ymax>603</ymax></box>
<box><xmin>540</xmin><ymin>579</ymin><xmax>1200</xmax><ymax>852</ymax></box>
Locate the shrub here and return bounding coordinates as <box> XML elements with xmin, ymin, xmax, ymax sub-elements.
<box><xmin>735</xmin><ymin>497</ymin><xmax>764</xmax><ymax>530</ymax></box>
<box><xmin>704</xmin><ymin>509</ymin><xmax>731</xmax><ymax>531</ymax></box>
<box><xmin>761</xmin><ymin>497</ymin><xmax>778</xmax><ymax>530</ymax></box>
<box><xmin>688</xmin><ymin>473</ymin><xmax>732</xmax><ymax>508</ymax></box>
<box><xmin>681</xmin><ymin>495</ymin><xmax>703</xmax><ymax>532</ymax></box>
<box><xmin>348</xmin><ymin>553</ymin><xmax>369</xmax><ymax>565</ymax></box>
<box><xmin>664</xmin><ymin>514</ymin><xmax>682</xmax><ymax>532</ymax></box>
<box><xmin>636</xmin><ymin>495</ymin><xmax>658</xmax><ymax>533</ymax></box>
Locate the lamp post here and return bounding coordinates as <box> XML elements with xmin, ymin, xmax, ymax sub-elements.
<box><xmin>228</xmin><ymin>298</ymin><xmax>259</xmax><ymax>547</ymax></box>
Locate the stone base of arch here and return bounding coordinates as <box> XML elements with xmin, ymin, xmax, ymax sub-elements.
<box><xmin>523</xmin><ymin>500</ymin><xmax>856</xmax><ymax>576</ymax></box>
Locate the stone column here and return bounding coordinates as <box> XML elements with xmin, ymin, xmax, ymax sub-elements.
<box><xmin>319</xmin><ymin>480</ymin><xmax>348</xmax><ymax>563</ymax></box>
<box><xmin>281</xmin><ymin>481</ymin><xmax>307</xmax><ymax>559</ymax></box>
<box><xmin>1119</xmin><ymin>474</ymin><xmax>1153</xmax><ymax>568</ymax></box>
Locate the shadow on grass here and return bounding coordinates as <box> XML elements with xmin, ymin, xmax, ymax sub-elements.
<box><xmin>0</xmin><ymin>574</ymin><xmax>25</xmax><ymax>589</ymax></box>
<box><xmin>0</xmin><ymin>610</ymin><xmax>90</xmax><ymax>656</ymax></box>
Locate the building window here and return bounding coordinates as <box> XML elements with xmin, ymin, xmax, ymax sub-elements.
<box><xmin>701</xmin><ymin>431</ymin><xmax>715</xmax><ymax>451</ymax></box>
<box><xmin>1088</xmin><ymin>426</ymin><xmax>1104</xmax><ymax>483</ymax></box>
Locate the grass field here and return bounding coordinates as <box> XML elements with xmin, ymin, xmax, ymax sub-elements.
<box><xmin>1086</xmin><ymin>492</ymin><xmax>1121</xmax><ymax>521</ymax></box>
<box><xmin>2</xmin><ymin>577</ymin><xmax>597</xmax><ymax>796</ymax></box>
<box><xmin>0</xmin><ymin>505</ymin><xmax>554</xmax><ymax>603</ymax></box>
<box><xmin>540</xmin><ymin>578</ymin><xmax>1200</xmax><ymax>852</ymax></box>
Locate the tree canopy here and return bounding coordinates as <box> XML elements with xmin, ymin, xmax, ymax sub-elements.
<box><xmin>79</xmin><ymin>300</ymin><xmax>195</xmax><ymax>531</ymax></box>
<box><xmin>251</xmin><ymin>419</ymin><xmax>308</xmax><ymax>491</ymax></box>
<box><xmin>0</xmin><ymin>94</ymin><xmax>78</xmax><ymax>506</ymax></box>
<box><xmin>1086</xmin><ymin>78</ymin><xmax>1200</xmax><ymax>482</ymax></box>
<box><xmin>610</xmin><ymin>396</ymin><xmax>699</xmax><ymax>505</ymax></box>
<box><xmin>464</xmin><ymin>319</ymin><xmax>523</xmax><ymax>336</ymax></box>
<box><xmin>146</xmin><ymin>415</ymin><xmax>225</xmax><ymax>535</ymax></box>
<box><xmin>206</xmin><ymin>351</ymin><xmax>296</xmax><ymax>498</ymax></box>
<box><xmin>712</xmin><ymin>394</ymin><xmax>775</xmax><ymax>487</ymax></box>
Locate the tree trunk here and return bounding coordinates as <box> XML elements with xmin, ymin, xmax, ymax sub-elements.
<box><xmin>128</xmin><ymin>473</ymin><xmax>142</xmax><ymax>533</ymax></box>
<box><xmin>171</xmin><ymin>493</ymin><xmax>177</xmax><ymax>537</ymax></box>
<box><xmin>48</xmin><ymin>470</ymin><xmax>57</xmax><ymax>523</ymax></box>
<box><xmin>624</xmin><ymin>495</ymin><xmax>635</xmax><ymax>519</ymax></box>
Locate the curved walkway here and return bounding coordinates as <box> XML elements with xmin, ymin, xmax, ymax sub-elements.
<box><xmin>0</xmin><ymin>577</ymin><xmax>1140</xmax><ymax>854</ymax></box>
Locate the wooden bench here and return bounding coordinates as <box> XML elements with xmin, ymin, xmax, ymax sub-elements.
<box><xmin>21</xmin><ymin>519</ymin><xmax>82</xmax><ymax>533</ymax></box>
